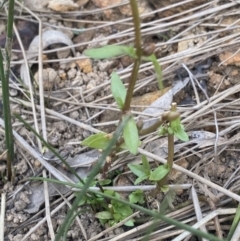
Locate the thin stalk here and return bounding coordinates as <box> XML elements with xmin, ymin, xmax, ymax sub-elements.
<box><xmin>167</xmin><ymin>133</ymin><xmax>174</xmax><ymax>168</ymax></box>
<box><xmin>156</xmin><ymin>104</ymin><xmax>176</xmax><ymax>188</ymax></box>
<box><xmin>122</xmin><ymin>0</ymin><xmax>142</xmax><ymax>112</ymax></box>
<box><xmin>0</xmin><ymin>0</ymin><xmax>15</xmax><ymax>180</ymax></box>
<box><xmin>122</xmin><ymin>60</ymin><xmax>140</xmax><ymax>112</ymax></box>
<box><xmin>130</xmin><ymin>0</ymin><xmax>142</xmax><ymax>54</ymax></box>
<box><xmin>139</xmin><ymin>118</ymin><xmax>165</xmax><ymax>136</ymax></box>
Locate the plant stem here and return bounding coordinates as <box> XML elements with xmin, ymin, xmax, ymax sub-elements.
<box><xmin>156</xmin><ymin>103</ymin><xmax>177</xmax><ymax>188</ymax></box>
<box><xmin>167</xmin><ymin>133</ymin><xmax>174</xmax><ymax>168</ymax></box>
<box><xmin>156</xmin><ymin>131</ymin><xmax>174</xmax><ymax>187</ymax></box>
<box><xmin>130</xmin><ymin>0</ymin><xmax>142</xmax><ymax>55</ymax></box>
<box><xmin>122</xmin><ymin>60</ymin><xmax>140</xmax><ymax>112</ymax></box>
<box><xmin>168</xmin><ymin>103</ymin><xmax>176</xmax><ymax>169</ymax></box>
<box><xmin>0</xmin><ymin>0</ymin><xmax>15</xmax><ymax>181</ymax></box>
<box><xmin>122</xmin><ymin>0</ymin><xmax>142</xmax><ymax>112</ymax></box>
<box><xmin>139</xmin><ymin>118</ymin><xmax>165</xmax><ymax>136</ymax></box>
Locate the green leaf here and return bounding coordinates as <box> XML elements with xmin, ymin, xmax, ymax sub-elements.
<box><xmin>95</xmin><ymin>211</ymin><xmax>113</xmax><ymax>220</ymax></box>
<box><xmin>159</xmin><ymin>125</ymin><xmax>168</xmax><ymax>136</ymax></box>
<box><xmin>170</xmin><ymin>117</ymin><xmax>181</xmax><ymax>129</ymax></box>
<box><xmin>129</xmin><ymin>190</ymin><xmax>144</xmax><ymax>204</ymax></box>
<box><xmin>142</xmin><ymin>155</ymin><xmax>150</xmax><ymax>175</ymax></box>
<box><xmin>81</xmin><ymin>132</ymin><xmax>111</xmax><ymax>150</ymax></box>
<box><xmin>134</xmin><ymin>176</ymin><xmax>148</xmax><ymax>185</ymax></box>
<box><xmin>83</xmin><ymin>45</ymin><xmax>137</xmax><ymax>59</ymax></box>
<box><xmin>124</xmin><ymin>219</ymin><xmax>135</xmax><ymax>226</ymax></box>
<box><xmin>149</xmin><ymin>164</ymin><xmax>170</xmax><ymax>181</ymax></box>
<box><xmin>174</xmin><ymin>128</ymin><xmax>189</xmax><ymax>142</ymax></box>
<box><xmin>113</xmin><ymin>204</ymin><xmax>133</xmax><ymax>218</ymax></box>
<box><xmin>104</xmin><ymin>189</ymin><xmax>115</xmax><ymax>196</ymax></box>
<box><xmin>128</xmin><ymin>164</ymin><xmax>148</xmax><ymax>184</ymax></box>
<box><xmin>170</xmin><ymin>118</ymin><xmax>189</xmax><ymax>142</ymax></box>
<box><xmin>160</xmin><ymin>185</ymin><xmax>169</xmax><ymax>193</ymax></box>
<box><xmin>123</xmin><ymin>116</ymin><xmax>139</xmax><ymax>154</ymax></box>
<box><xmin>111</xmin><ymin>72</ymin><xmax>126</xmax><ymax>109</ymax></box>
<box><xmin>98</xmin><ymin>179</ymin><xmax>111</xmax><ymax>186</ymax></box>
<box><xmin>113</xmin><ymin>213</ymin><xmax>121</xmax><ymax>221</ymax></box>
<box><xmin>142</xmin><ymin>54</ymin><xmax>163</xmax><ymax>90</ymax></box>
<box><xmin>120</xmin><ymin>140</ymin><xmax>141</xmax><ymax>150</ymax></box>
<box><xmin>128</xmin><ymin>164</ymin><xmax>147</xmax><ymax>178</ymax></box>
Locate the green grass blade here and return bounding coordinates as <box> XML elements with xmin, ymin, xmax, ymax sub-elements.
<box><xmin>0</xmin><ymin>0</ymin><xmax>16</xmax><ymax>181</ymax></box>
<box><xmin>227</xmin><ymin>203</ymin><xmax>240</xmax><ymax>240</ymax></box>
<box><xmin>0</xmin><ymin>49</ymin><xmax>14</xmax><ymax>181</ymax></box>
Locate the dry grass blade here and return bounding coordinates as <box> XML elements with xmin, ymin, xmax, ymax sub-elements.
<box><xmin>21</xmin><ymin>194</ymin><xmax>76</xmax><ymax>241</ymax></box>
<box><xmin>43</xmin><ymin>170</ymin><xmax>55</xmax><ymax>240</ymax></box>
<box><xmin>173</xmin><ymin>209</ymin><xmax>236</xmax><ymax>241</ymax></box>
<box><xmin>191</xmin><ymin>186</ymin><xmax>208</xmax><ymax>241</ymax></box>
<box><xmin>0</xmin><ymin>193</ymin><xmax>6</xmax><ymax>241</ymax></box>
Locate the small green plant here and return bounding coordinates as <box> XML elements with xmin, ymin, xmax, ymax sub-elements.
<box><xmin>128</xmin><ymin>155</ymin><xmax>170</xmax><ymax>191</ymax></box>
<box><xmin>81</xmin><ymin>0</ymin><xmax>189</xmax><ymax>229</ymax></box>
<box><xmin>95</xmin><ymin>190</ymin><xmax>134</xmax><ymax>226</ymax></box>
<box><xmin>159</xmin><ymin>105</ymin><xmax>189</xmax><ymax>142</ymax></box>
<box><xmin>76</xmin><ymin>180</ymin><xmax>144</xmax><ymax>226</ymax></box>
<box><xmin>128</xmin><ymin>103</ymin><xmax>189</xmax><ymax>191</ymax></box>
<box><xmin>129</xmin><ymin>189</ymin><xmax>144</xmax><ymax>204</ymax></box>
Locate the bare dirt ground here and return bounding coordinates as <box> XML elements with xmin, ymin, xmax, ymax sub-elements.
<box><xmin>1</xmin><ymin>0</ymin><xmax>240</xmax><ymax>240</ymax></box>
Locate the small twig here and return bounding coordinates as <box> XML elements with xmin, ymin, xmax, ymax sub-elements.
<box><xmin>208</xmin><ymin>198</ymin><xmax>223</xmax><ymax>239</ymax></box>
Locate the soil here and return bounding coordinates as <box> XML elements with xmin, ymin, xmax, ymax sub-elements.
<box><xmin>1</xmin><ymin>0</ymin><xmax>240</xmax><ymax>240</ymax></box>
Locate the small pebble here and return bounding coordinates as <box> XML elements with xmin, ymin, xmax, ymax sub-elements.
<box><xmin>69</xmin><ymin>110</ymin><xmax>80</xmax><ymax>119</ymax></box>
<box><xmin>67</xmin><ymin>68</ymin><xmax>77</xmax><ymax>79</ymax></box>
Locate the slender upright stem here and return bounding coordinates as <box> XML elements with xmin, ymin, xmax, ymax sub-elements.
<box><xmin>122</xmin><ymin>0</ymin><xmax>142</xmax><ymax>112</ymax></box>
<box><xmin>6</xmin><ymin>1</ymin><xmax>15</xmax><ymax>40</ymax></box>
<box><xmin>167</xmin><ymin>103</ymin><xmax>177</xmax><ymax>169</ymax></box>
<box><xmin>1</xmin><ymin>0</ymin><xmax>15</xmax><ymax>180</ymax></box>
<box><xmin>122</xmin><ymin>60</ymin><xmax>140</xmax><ymax>112</ymax></box>
<box><xmin>167</xmin><ymin>133</ymin><xmax>174</xmax><ymax>168</ymax></box>
<box><xmin>130</xmin><ymin>0</ymin><xmax>142</xmax><ymax>55</ymax></box>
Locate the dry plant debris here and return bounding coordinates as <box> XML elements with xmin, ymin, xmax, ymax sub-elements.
<box><xmin>1</xmin><ymin>0</ymin><xmax>240</xmax><ymax>240</ymax></box>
